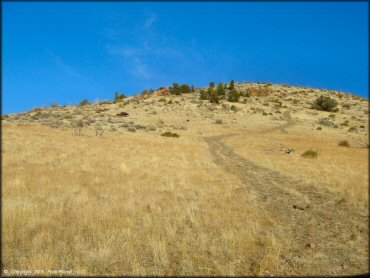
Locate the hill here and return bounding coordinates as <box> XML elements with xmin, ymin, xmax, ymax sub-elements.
<box><xmin>2</xmin><ymin>81</ymin><xmax>369</xmax><ymax>275</ymax></box>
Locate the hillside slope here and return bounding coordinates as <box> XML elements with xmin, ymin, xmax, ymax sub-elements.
<box><xmin>2</xmin><ymin>82</ymin><xmax>369</xmax><ymax>275</ymax></box>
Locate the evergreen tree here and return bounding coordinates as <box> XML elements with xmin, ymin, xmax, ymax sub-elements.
<box><xmin>180</xmin><ymin>84</ymin><xmax>191</xmax><ymax>94</ymax></box>
<box><xmin>228</xmin><ymin>88</ymin><xmax>240</xmax><ymax>102</ymax></box>
<box><xmin>216</xmin><ymin>83</ymin><xmax>225</xmax><ymax>96</ymax></box>
<box><xmin>171</xmin><ymin>83</ymin><xmax>181</xmax><ymax>95</ymax></box>
<box><xmin>229</xmin><ymin>80</ymin><xmax>235</xmax><ymax>90</ymax></box>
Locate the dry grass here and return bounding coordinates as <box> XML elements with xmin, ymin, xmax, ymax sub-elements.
<box><xmin>3</xmin><ymin>125</ymin><xmax>284</xmax><ymax>276</ymax></box>
<box><xmin>227</xmin><ymin>126</ymin><xmax>369</xmax><ymax>209</ymax></box>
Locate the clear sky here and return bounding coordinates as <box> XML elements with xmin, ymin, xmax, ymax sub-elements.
<box><xmin>3</xmin><ymin>1</ymin><xmax>369</xmax><ymax>114</ymax></box>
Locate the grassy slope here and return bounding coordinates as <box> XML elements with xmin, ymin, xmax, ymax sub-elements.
<box><xmin>2</xmin><ymin>83</ymin><xmax>369</xmax><ymax>275</ymax></box>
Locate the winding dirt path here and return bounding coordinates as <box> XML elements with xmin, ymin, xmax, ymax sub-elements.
<box><xmin>204</xmin><ymin>110</ymin><xmax>368</xmax><ymax>275</ymax></box>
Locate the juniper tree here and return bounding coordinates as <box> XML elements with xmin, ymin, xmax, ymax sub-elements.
<box><xmin>180</xmin><ymin>84</ymin><xmax>191</xmax><ymax>94</ymax></box>
<box><xmin>216</xmin><ymin>83</ymin><xmax>225</xmax><ymax>97</ymax></box>
<box><xmin>171</xmin><ymin>83</ymin><xmax>181</xmax><ymax>95</ymax></box>
<box><xmin>228</xmin><ymin>88</ymin><xmax>240</xmax><ymax>102</ymax></box>
<box><xmin>229</xmin><ymin>80</ymin><xmax>235</xmax><ymax>90</ymax></box>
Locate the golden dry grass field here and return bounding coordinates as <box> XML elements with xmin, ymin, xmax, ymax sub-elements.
<box><xmin>2</xmin><ymin>83</ymin><xmax>369</xmax><ymax>276</ymax></box>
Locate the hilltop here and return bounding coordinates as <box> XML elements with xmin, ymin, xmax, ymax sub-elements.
<box><xmin>2</xmin><ymin>81</ymin><xmax>369</xmax><ymax>276</ymax></box>
<box><xmin>2</xmin><ymin>82</ymin><xmax>368</xmax><ymax>139</ymax></box>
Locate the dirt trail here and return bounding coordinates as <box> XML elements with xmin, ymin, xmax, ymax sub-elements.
<box><xmin>204</xmin><ymin>110</ymin><xmax>368</xmax><ymax>275</ymax></box>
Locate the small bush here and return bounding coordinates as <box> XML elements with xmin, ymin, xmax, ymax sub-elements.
<box><xmin>180</xmin><ymin>84</ymin><xmax>191</xmax><ymax>94</ymax></box>
<box><xmin>348</xmin><ymin>127</ymin><xmax>357</xmax><ymax>132</ymax></box>
<box><xmin>170</xmin><ymin>83</ymin><xmax>181</xmax><ymax>95</ymax></box>
<box><xmin>227</xmin><ymin>88</ymin><xmax>240</xmax><ymax>102</ymax></box>
<box><xmin>229</xmin><ymin>80</ymin><xmax>235</xmax><ymax>90</ymax></box>
<box><xmin>99</xmin><ymin>100</ymin><xmax>112</xmax><ymax>105</ymax></box>
<box><xmin>209</xmin><ymin>88</ymin><xmax>220</xmax><ymax>103</ymax></box>
<box><xmin>79</xmin><ymin>99</ymin><xmax>91</xmax><ymax>106</ymax></box>
<box><xmin>216</xmin><ymin>83</ymin><xmax>226</xmax><ymax>96</ymax></box>
<box><xmin>301</xmin><ymin>150</ymin><xmax>318</xmax><ymax>159</ymax></box>
<box><xmin>316</xmin><ymin>126</ymin><xmax>322</xmax><ymax>130</ymax></box>
<box><xmin>114</xmin><ymin>92</ymin><xmax>126</xmax><ymax>102</ymax></box>
<box><xmin>200</xmin><ymin>89</ymin><xmax>208</xmax><ymax>100</ymax></box>
<box><xmin>311</xmin><ymin>96</ymin><xmax>338</xmax><ymax>112</ymax></box>
<box><xmin>215</xmin><ymin>119</ymin><xmax>223</xmax><ymax>124</ymax></box>
<box><xmin>158</xmin><ymin>98</ymin><xmax>167</xmax><ymax>102</ymax></box>
<box><xmin>230</xmin><ymin>105</ymin><xmax>238</xmax><ymax>112</ymax></box>
<box><xmin>161</xmin><ymin>131</ymin><xmax>180</xmax><ymax>138</ymax></box>
<box><xmin>338</xmin><ymin>140</ymin><xmax>350</xmax><ymax>147</ymax></box>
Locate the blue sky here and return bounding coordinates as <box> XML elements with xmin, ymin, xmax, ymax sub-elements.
<box><xmin>3</xmin><ymin>1</ymin><xmax>368</xmax><ymax>114</ymax></box>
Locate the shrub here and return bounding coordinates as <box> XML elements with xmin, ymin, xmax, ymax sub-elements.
<box><xmin>216</xmin><ymin>83</ymin><xmax>225</xmax><ymax>96</ymax></box>
<box><xmin>114</xmin><ymin>92</ymin><xmax>126</xmax><ymax>102</ymax></box>
<box><xmin>51</xmin><ymin>101</ymin><xmax>59</xmax><ymax>108</ymax></box>
<box><xmin>230</xmin><ymin>105</ymin><xmax>238</xmax><ymax>112</ymax></box>
<box><xmin>301</xmin><ymin>150</ymin><xmax>318</xmax><ymax>159</ymax></box>
<box><xmin>180</xmin><ymin>84</ymin><xmax>191</xmax><ymax>94</ymax></box>
<box><xmin>99</xmin><ymin>100</ymin><xmax>112</xmax><ymax>105</ymax></box>
<box><xmin>311</xmin><ymin>96</ymin><xmax>338</xmax><ymax>112</ymax></box>
<box><xmin>158</xmin><ymin>98</ymin><xmax>167</xmax><ymax>102</ymax></box>
<box><xmin>149</xmin><ymin>88</ymin><xmax>154</xmax><ymax>94</ymax></box>
<box><xmin>200</xmin><ymin>89</ymin><xmax>208</xmax><ymax>100</ymax></box>
<box><xmin>208</xmin><ymin>88</ymin><xmax>219</xmax><ymax>103</ymax></box>
<box><xmin>79</xmin><ymin>99</ymin><xmax>91</xmax><ymax>106</ymax></box>
<box><xmin>316</xmin><ymin>127</ymin><xmax>322</xmax><ymax>130</ymax></box>
<box><xmin>247</xmin><ymin>86</ymin><xmax>272</xmax><ymax>97</ymax></box>
<box><xmin>348</xmin><ymin>127</ymin><xmax>357</xmax><ymax>132</ymax></box>
<box><xmin>209</xmin><ymin>81</ymin><xmax>215</xmax><ymax>88</ymax></box>
<box><xmin>229</xmin><ymin>80</ymin><xmax>235</xmax><ymax>90</ymax></box>
<box><xmin>161</xmin><ymin>131</ymin><xmax>180</xmax><ymax>138</ymax></box>
<box><xmin>338</xmin><ymin>140</ymin><xmax>350</xmax><ymax>147</ymax></box>
<box><xmin>141</xmin><ymin>90</ymin><xmax>148</xmax><ymax>96</ymax></box>
<box><xmin>72</xmin><ymin>120</ymin><xmax>84</xmax><ymax>136</ymax></box>
<box><xmin>227</xmin><ymin>88</ymin><xmax>240</xmax><ymax>102</ymax></box>
<box><xmin>170</xmin><ymin>83</ymin><xmax>181</xmax><ymax>95</ymax></box>
<box><xmin>215</xmin><ymin>119</ymin><xmax>223</xmax><ymax>124</ymax></box>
